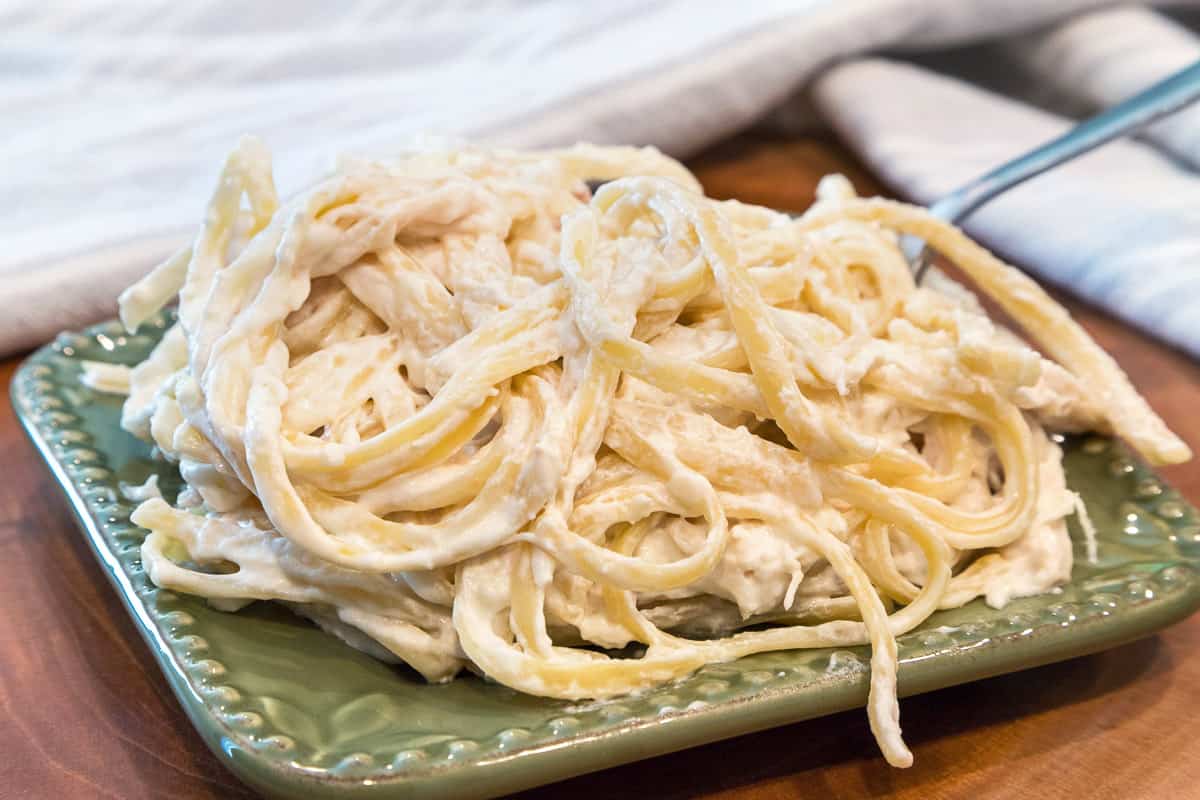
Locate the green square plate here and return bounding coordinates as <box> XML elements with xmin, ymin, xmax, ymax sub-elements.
<box><xmin>12</xmin><ymin>313</ymin><xmax>1200</xmax><ymax>799</ymax></box>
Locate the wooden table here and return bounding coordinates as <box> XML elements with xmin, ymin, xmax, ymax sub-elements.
<box><xmin>4</xmin><ymin>134</ymin><xmax>1200</xmax><ymax>800</ymax></box>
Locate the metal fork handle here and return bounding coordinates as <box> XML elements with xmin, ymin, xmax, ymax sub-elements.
<box><xmin>913</xmin><ymin>58</ymin><xmax>1200</xmax><ymax>282</ymax></box>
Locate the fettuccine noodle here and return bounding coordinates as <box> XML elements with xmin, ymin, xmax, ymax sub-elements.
<box><xmin>102</xmin><ymin>138</ymin><xmax>1189</xmax><ymax>767</ymax></box>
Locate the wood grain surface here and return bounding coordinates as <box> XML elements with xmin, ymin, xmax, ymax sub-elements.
<box><xmin>4</xmin><ymin>133</ymin><xmax>1200</xmax><ymax>800</ymax></box>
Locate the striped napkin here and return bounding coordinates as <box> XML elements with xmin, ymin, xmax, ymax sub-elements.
<box><xmin>4</xmin><ymin>1</ymin><xmax>1200</xmax><ymax>356</ymax></box>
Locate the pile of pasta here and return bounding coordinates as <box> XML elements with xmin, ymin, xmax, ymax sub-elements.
<box><xmin>103</xmin><ymin>138</ymin><xmax>1189</xmax><ymax>766</ymax></box>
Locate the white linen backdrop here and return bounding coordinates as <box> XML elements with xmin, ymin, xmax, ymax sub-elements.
<box><xmin>5</xmin><ymin>1</ymin><xmax>1200</xmax><ymax>355</ymax></box>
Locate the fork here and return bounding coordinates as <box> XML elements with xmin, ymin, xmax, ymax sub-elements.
<box><xmin>908</xmin><ymin>59</ymin><xmax>1200</xmax><ymax>282</ymax></box>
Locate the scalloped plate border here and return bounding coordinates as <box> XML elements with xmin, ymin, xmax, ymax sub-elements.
<box><xmin>12</xmin><ymin>315</ymin><xmax>1200</xmax><ymax>800</ymax></box>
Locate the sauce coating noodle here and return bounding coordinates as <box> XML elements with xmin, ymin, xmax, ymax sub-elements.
<box><xmin>110</xmin><ymin>139</ymin><xmax>1188</xmax><ymax>766</ymax></box>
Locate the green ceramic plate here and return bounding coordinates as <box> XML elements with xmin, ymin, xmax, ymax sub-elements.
<box><xmin>12</xmin><ymin>314</ymin><xmax>1200</xmax><ymax>799</ymax></box>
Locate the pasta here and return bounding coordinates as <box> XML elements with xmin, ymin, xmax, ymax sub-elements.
<box><xmin>103</xmin><ymin>137</ymin><xmax>1189</xmax><ymax>767</ymax></box>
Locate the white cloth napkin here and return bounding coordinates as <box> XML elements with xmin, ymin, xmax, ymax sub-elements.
<box><xmin>5</xmin><ymin>1</ymin><xmax>1200</xmax><ymax>356</ymax></box>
